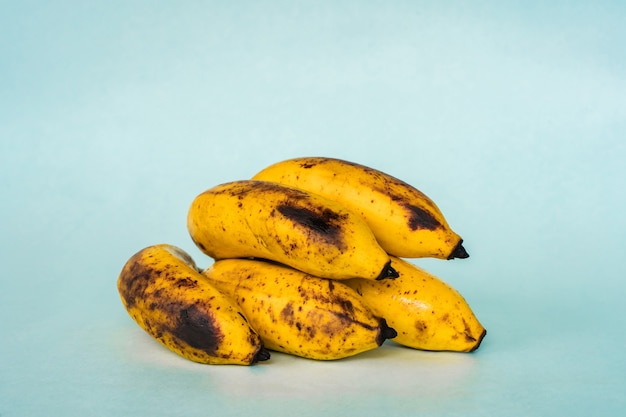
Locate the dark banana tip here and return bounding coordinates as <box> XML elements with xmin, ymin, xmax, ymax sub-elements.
<box><xmin>376</xmin><ymin>318</ymin><xmax>398</xmax><ymax>346</ymax></box>
<box><xmin>448</xmin><ymin>240</ymin><xmax>469</xmax><ymax>260</ymax></box>
<box><xmin>469</xmin><ymin>328</ymin><xmax>487</xmax><ymax>353</ymax></box>
<box><xmin>376</xmin><ymin>261</ymin><xmax>400</xmax><ymax>280</ymax></box>
<box><xmin>253</xmin><ymin>347</ymin><xmax>271</xmax><ymax>363</ymax></box>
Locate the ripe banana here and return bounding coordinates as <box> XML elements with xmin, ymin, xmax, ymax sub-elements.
<box><xmin>187</xmin><ymin>179</ymin><xmax>398</xmax><ymax>280</ymax></box>
<box><xmin>344</xmin><ymin>256</ymin><xmax>486</xmax><ymax>352</ymax></box>
<box><xmin>117</xmin><ymin>244</ymin><xmax>270</xmax><ymax>365</ymax></box>
<box><xmin>202</xmin><ymin>258</ymin><xmax>398</xmax><ymax>360</ymax></box>
<box><xmin>252</xmin><ymin>156</ymin><xmax>468</xmax><ymax>260</ymax></box>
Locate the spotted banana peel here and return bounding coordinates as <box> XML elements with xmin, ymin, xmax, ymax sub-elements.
<box><xmin>252</xmin><ymin>156</ymin><xmax>469</xmax><ymax>260</ymax></box>
<box><xmin>345</xmin><ymin>256</ymin><xmax>486</xmax><ymax>352</ymax></box>
<box><xmin>187</xmin><ymin>179</ymin><xmax>399</xmax><ymax>280</ymax></box>
<box><xmin>117</xmin><ymin>244</ymin><xmax>270</xmax><ymax>365</ymax></box>
<box><xmin>202</xmin><ymin>258</ymin><xmax>398</xmax><ymax>360</ymax></box>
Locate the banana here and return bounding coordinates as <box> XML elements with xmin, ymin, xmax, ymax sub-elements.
<box><xmin>187</xmin><ymin>179</ymin><xmax>398</xmax><ymax>280</ymax></box>
<box><xmin>344</xmin><ymin>256</ymin><xmax>486</xmax><ymax>352</ymax></box>
<box><xmin>252</xmin><ymin>156</ymin><xmax>468</xmax><ymax>260</ymax></box>
<box><xmin>117</xmin><ymin>244</ymin><xmax>270</xmax><ymax>365</ymax></box>
<box><xmin>202</xmin><ymin>258</ymin><xmax>398</xmax><ymax>360</ymax></box>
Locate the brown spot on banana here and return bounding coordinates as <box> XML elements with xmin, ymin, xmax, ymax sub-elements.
<box><xmin>300</xmin><ymin>161</ymin><xmax>318</xmax><ymax>169</ymax></box>
<box><xmin>119</xmin><ymin>253</ymin><xmax>166</xmax><ymax>310</ymax></box>
<box><xmin>401</xmin><ymin>202</ymin><xmax>443</xmax><ymax>231</ymax></box>
<box><xmin>276</xmin><ymin>204</ymin><xmax>347</xmax><ymax>249</ymax></box>
<box><xmin>415</xmin><ymin>320</ymin><xmax>428</xmax><ymax>334</ymax></box>
<box><xmin>280</xmin><ymin>302</ymin><xmax>295</xmax><ymax>325</ymax></box>
<box><xmin>169</xmin><ymin>303</ymin><xmax>223</xmax><ymax>357</ymax></box>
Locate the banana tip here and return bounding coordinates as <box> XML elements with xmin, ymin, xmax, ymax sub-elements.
<box><xmin>376</xmin><ymin>262</ymin><xmax>400</xmax><ymax>280</ymax></box>
<box><xmin>469</xmin><ymin>328</ymin><xmax>487</xmax><ymax>352</ymax></box>
<box><xmin>252</xmin><ymin>347</ymin><xmax>271</xmax><ymax>363</ymax></box>
<box><xmin>376</xmin><ymin>318</ymin><xmax>398</xmax><ymax>346</ymax></box>
<box><xmin>448</xmin><ymin>240</ymin><xmax>469</xmax><ymax>260</ymax></box>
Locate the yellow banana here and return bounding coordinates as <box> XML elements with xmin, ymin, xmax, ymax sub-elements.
<box><xmin>344</xmin><ymin>256</ymin><xmax>486</xmax><ymax>352</ymax></box>
<box><xmin>202</xmin><ymin>258</ymin><xmax>398</xmax><ymax>360</ymax></box>
<box><xmin>117</xmin><ymin>244</ymin><xmax>270</xmax><ymax>365</ymax></box>
<box><xmin>252</xmin><ymin>156</ymin><xmax>468</xmax><ymax>260</ymax></box>
<box><xmin>187</xmin><ymin>179</ymin><xmax>398</xmax><ymax>280</ymax></box>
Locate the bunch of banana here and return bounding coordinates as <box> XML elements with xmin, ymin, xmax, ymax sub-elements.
<box><xmin>117</xmin><ymin>156</ymin><xmax>486</xmax><ymax>365</ymax></box>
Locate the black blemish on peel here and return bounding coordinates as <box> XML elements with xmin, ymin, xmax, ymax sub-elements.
<box><xmin>171</xmin><ymin>304</ymin><xmax>223</xmax><ymax>356</ymax></box>
<box><xmin>175</xmin><ymin>277</ymin><xmax>199</xmax><ymax>289</ymax></box>
<box><xmin>280</xmin><ymin>303</ymin><xmax>295</xmax><ymax>325</ymax></box>
<box><xmin>403</xmin><ymin>203</ymin><xmax>441</xmax><ymax>231</ymax></box>
<box><xmin>277</xmin><ymin>204</ymin><xmax>347</xmax><ymax>248</ymax></box>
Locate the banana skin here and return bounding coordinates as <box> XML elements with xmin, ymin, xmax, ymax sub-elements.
<box><xmin>252</xmin><ymin>156</ymin><xmax>468</xmax><ymax>260</ymax></box>
<box><xmin>344</xmin><ymin>256</ymin><xmax>486</xmax><ymax>352</ymax></box>
<box><xmin>187</xmin><ymin>180</ymin><xmax>398</xmax><ymax>280</ymax></box>
<box><xmin>117</xmin><ymin>244</ymin><xmax>270</xmax><ymax>365</ymax></box>
<box><xmin>202</xmin><ymin>258</ymin><xmax>398</xmax><ymax>360</ymax></box>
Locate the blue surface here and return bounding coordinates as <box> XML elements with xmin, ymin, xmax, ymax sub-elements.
<box><xmin>1</xmin><ymin>1</ymin><xmax>625</xmax><ymax>416</ymax></box>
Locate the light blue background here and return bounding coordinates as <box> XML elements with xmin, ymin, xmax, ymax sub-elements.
<box><xmin>1</xmin><ymin>1</ymin><xmax>625</xmax><ymax>416</ymax></box>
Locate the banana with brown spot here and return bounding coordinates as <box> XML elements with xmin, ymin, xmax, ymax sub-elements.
<box><xmin>344</xmin><ymin>256</ymin><xmax>486</xmax><ymax>352</ymax></box>
<box><xmin>202</xmin><ymin>258</ymin><xmax>398</xmax><ymax>360</ymax></box>
<box><xmin>252</xmin><ymin>156</ymin><xmax>468</xmax><ymax>260</ymax></box>
<box><xmin>117</xmin><ymin>244</ymin><xmax>270</xmax><ymax>365</ymax></box>
<box><xmin>187</xmin><ymin>180</ymin><xmax>398</xmax><ymax>280</ymax></box>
